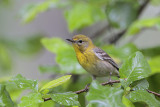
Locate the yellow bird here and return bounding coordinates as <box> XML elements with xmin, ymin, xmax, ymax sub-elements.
<box><xmin>66</xmin><ymin>34</ymin><xmax>119</xmax><ymax>81</ymax></box>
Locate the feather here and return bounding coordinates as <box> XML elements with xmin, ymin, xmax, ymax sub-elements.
<box><xmin>93</xmin><ymin>47</ymin><xmax>119</xmax><ymax>71</ymax></box>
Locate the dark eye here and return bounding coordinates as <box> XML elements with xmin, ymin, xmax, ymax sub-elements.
<box><xmin>78</xmin><ymin>40</ymin><xmax>83</xmax><ymax>43</ymax></box>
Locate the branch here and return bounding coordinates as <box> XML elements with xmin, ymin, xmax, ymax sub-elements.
<box><xmin>74</xmin><ymin>80</ymin><xmax>160</xmax><ymax>98</ymax></box>
<box><xmin>147</xmin><ymin>89</ymin><xmax>160</xmax><ymax>97</ymax></box>
<box><xmin>43</xmin><ymin>79</ymin><xmax>160</xmax><ymax>102</ymax></box>
<box><xmin>109</xmin><ymin>0</ymin><xmax>150</xmax><ymax>44</ymax></box>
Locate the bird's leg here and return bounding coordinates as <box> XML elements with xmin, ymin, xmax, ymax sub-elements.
<box><xmin>84</xmin><ymin>75</ymin><xmax>96</xmax><ymax>92</ymax></box>
<box><xmin>108</xmin><ymin>72</ymin><xmax>113</xmax><ymax>86</ymax></box>
<box><xmin>84</xmin><ymin>83</ymin><xmax>90</xmax><ymax>92</ymax></box>
<box><xmin>92</xmin><ymin>75</ymin><xmax>96</xmax><ymax>80</ymax></box>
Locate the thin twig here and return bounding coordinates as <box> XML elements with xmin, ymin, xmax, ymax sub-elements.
<box><xmin>101</xmin><ymin>80</ymin><xmax>120</xmax><ymax>86</ymax></box>
<box><xmin>75</xmin><ymin>83</ymin><xmax>90</xmax><ymax>94</ymax></box>
<box><xmin>44</xmin><ymin>98</ymin><xmax>52</xmax><ymax>101</ymax></box>
<box><xmin>147</xmin><ymin>89</ymin><xmax>160</xmax><ymax>97</ymax></box>
<box><xmin>109</xmin><ymin>0</ymin><xmax>150</xmax><ymax>44</ymax></box>
<box><xmin>43</xmin><ymin>80</ymin><xmax>160</xmax><ymax>102</ymax></box>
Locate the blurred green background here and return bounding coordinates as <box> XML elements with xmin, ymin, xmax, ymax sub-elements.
<box><xmin>0</xmin><ymin>0</ymin><xmax>160</xmax><ymax>106</ymax></box>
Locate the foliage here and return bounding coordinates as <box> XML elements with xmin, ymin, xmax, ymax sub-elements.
<box><xmin>0</xmin><ymin>0</ymin><xmax>160</xmax><ymax>107</ymax></box>
<box><xmin>1</xmin><ymin>50</ymin><xmax>160</xmax><ymax>106</ymax></box>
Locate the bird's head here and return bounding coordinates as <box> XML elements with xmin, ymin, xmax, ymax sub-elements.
<box><xmin>66</xmin><ymin>34</ymin><xmax>94</xmax><ymax>53</ymax></box>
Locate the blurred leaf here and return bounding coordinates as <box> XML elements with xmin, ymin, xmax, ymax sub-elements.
<box><xmin>18</xmin><ymin>93</ymin><xmax>43</xmax><ymax>107</ymax></box>
<box><xmin>51</xmin><ymin>92</ymin><xmax>80</xmax><ymax>106</ymax></box>
<box><xmin>129</xmin><ymin>90</ymin><xmax>160</xmax><ymax>107</ymax></box>
<box><xmin>0</xmin><ymin>44</ymin><xmax>12</xmax><ymax>71</ymax></box>
<box><xmin>102</xmin><ymin>43</ymin><xmax>138</xmax><ymax>60</ymax></box>
<box><xmin>0</xmin><ymin>35</ymin><xmax>43</xmax><ymax>55</ymax></box>
<box><xmin>131</xmin><ymin>79</ymin><xmax>149</xmax><ymax>91</ymax></box>
<box><xmin>41</xmin><ymin>37</ymin><xmax>86</xmax><ymax>74</ymax></box>
<box><xmin>106</xmin><ymin>1</ymin><xmax>138</xmax><ymax>29</ymax></box>
<box><xmin>148</xmin><ymin>56</ymin><xmax>160</xmax><ymax>75</ymax></box>
<box><xmin>39</xmin><ymin>65</ymin><xmax>60</xmax><ymax>73</ymax></box>
<box><xmin>13</xmin><ymin>35</ymin><xmax>43</xmax><ymax>55</ymax></box>
<box><xmin>64</xmin><ymin>2</ymin><xmax>106</xmax><ymax>32</ymax></box>
<box><xmin>147</xmin><ymin>73</ymin><xmax>160</xmax><ymax>92</ymax></box>
<box><xmin>151</xmin><ymin>0</ymin><xmax>160</xmax><ymax>5</ymax></box>
<box><xmin>40</xmin><ymin>100</ymin><xmax>55</xmax><ymax>107</ymax></box>
<box><xmin>122</xmin><ymin>96</ymin><xmax>135</xmax><ymax>107</ymax></box>
<box><xmin>120</xmin><ymin>51</ymin><xmax>151</xmax><ymax>88</ymax></box>
<box><xmin>141</xmin><ymin>46</ymin><xmax>160</xmax><ymax>57</ymax></box>
<box><xmin>10</xmin><ymin>74</ymin><xmax>38</xmax><ymax>91</ymax></box>
<box><xmin>40</xmin><ymin>75</ymin><xmax>71</xmax><ymax>92</ymax></box>
<box><xmin>86</xmin><ymin>81</ymin><xmax>125</xmax><ymax>107</ymax></box>
<box><xmin>126</xmin><ymin>17</ymin><xmax>160</xmax><ymax>36</ymax></box>
<box><xmin>0</xmin><ymin>84</ymin><xmax>14</xmax><ymax>107</ymax></box>
<box><xmin>21</xmin><ymin>0</ymin><xmax>58</xmax><ymax>23</ymax></box>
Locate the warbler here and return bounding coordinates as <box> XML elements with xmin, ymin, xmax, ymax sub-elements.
<box><xmin>66</xmin><ymin>34</ymin><xmax>119</xmax><ymax>80</ymax></box>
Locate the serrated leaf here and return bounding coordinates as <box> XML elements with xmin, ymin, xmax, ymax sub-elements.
<box><xmin>122</xmin><ymin>96</ymin><xmax>135</xmax><ymax>107</ymax></box>
<box><xmin>64</xmin><ymin>2</ymin><xmax>105</xmax><ymax>32</ymax></box>
<box><xmin>106</xmin><ymin>1</ymin><xmax>138</xmax><ymax>29</ymax></box>
<box><xmin>10</xmin><ymin>74</ymin><xmax>38</xmax><ymax>91</ymax></box>
<box><xmin>18</xmin><ymin>93</ymin><xmax>43</xmax><ymax>107</ymax></box>
<box><xmin>126</xmin><ymin>17</ymin><xmax>160</xmax><ymax>36</ymax></box>
<box><xmin>41</xmin><ymin>37</ymin><xmax>86</xmax><ymax>74</ymax></box>
<box><xmin>51</xmin><ymin>92</ymin><xmax>80</xmax><ymax>106</ymax></box>
<box><xmin>40</xmin><ymin>75</ymin><xmax>71</xmax><ymax>92</ymax></box>
<box><xmin>129</xmin><ymin>90</ymin><xmax>160</xmax><ymax>107</ymax></box>
<box><xmin>86</xmin><ymin>81</ymin><xmax>125</xmax><ymax>107</ymax></box>
<box><xmin>120</xmin><ymin>51</ymin><xmax>151</xmax><ymax>88</ymax></box>
<box><xmin>0</xmin><ymin>84</ymin><xmax>14</xmax><ymax>107</ymax></box>
<box><xmin>131</xmin><ymin>79</ymin><xmax>149</xmax><ymax>91</ymax></box>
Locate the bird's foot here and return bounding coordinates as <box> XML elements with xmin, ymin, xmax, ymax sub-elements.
<box><xmin>84</xmin><ymin>83</ymin><xmax>90</xmax><ymax>92</ymax></box>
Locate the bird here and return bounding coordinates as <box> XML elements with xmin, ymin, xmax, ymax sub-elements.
<box><xmin>66</xmin><ymin>34</ymin><xmax>119</xmax><ymax>81</ymax></box>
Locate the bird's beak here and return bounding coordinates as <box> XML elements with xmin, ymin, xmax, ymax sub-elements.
<box><xmin>66</xmin><ymin>39</ymin><xmax>75</xmax><ymax>43</ymax></box>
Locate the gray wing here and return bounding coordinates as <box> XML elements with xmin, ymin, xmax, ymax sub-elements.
<box><xmin>93</xmin><ymin>48</ymin><xmax>119</xmax><ymax>71</ymax></box>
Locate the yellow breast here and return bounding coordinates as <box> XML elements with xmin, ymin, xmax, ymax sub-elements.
<box><xmin>76</xmin><ymin>50</ymin><xmax>97</xmax><ymax>69</ymax></box>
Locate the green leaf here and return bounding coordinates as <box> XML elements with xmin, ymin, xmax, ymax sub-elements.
<box><xmin>18</xmin><ymin>93</ymin><xmax>43</xmax><ymax>107</ymax></box>
<box><xmin>21</xmin><ymin>0</ymin><xmax>58</xmax><ymax>23</ymax></box>
<box><xmin>122</xmin><ymin>96</ymin><xmax>135</xmax><ymax>107</ymax></box>
<box><xmin>40</xmin><ymin>100</ymin><xmax>55</xmax><ymax>107</ymax></box>
<box><xmin>40</xmin><ymin>75</ymin><xmax>71</xmax><ymax>92</ymax></box>
<box><xmin>131</xmin><ymin>79</ymin><xmax>149</xmax><ymax>91</ymax></box>
<box><xmin>39</xmin><ymin>65</ymin><xmax>60</xmax><ymax>73</ymax></box>
<box><xmin>64</xmin><ymin>2</ymin><xmax>106</xmax><ymax>32</ymax></box>
<box><xmin>86</xmin><ymin>81</ymin><xmax>125</xmax><ymax>107</ymax></box>
<box><xmin>102</xmin><ymin>43</ymin><xmax>138</xmax><ymax>60</ymax></box>
<box><xmin>0</xmin><ymin>35</ymin><xmax>43</xmax><ymax>55</ymax></box>
<box><xmin>51</xmin><ymin>92</ymin><xmax>80</xmax><ymax>106</ymax></box>
<box><xmin>106</xmin><ymin>1</ymin><xmax>138</xmax><ymax>29</ymax></box>
<box><xmin>0</xmin><ymin>43</ymin><xmax>12</xmax><ymax>71</ymax></box>
<box><xmin>119</xmin><ymin>51</ymin><xmax>151</xmax><ymax>88</ymax></box>
<box><xmin>0</xmin><ymin>84</ymin><xmax>14</xmax><ymax>107</ymax></box>
<box><xmin>12</xmin><ymin>35</ymin><xmax>43</xmax><ymax>55</ymax></box>
<box><xmin>41</xmin><ymin>37</ymin><xmax>86</xmax><ymax>74</ymax></box>
<box><xmin>151</xmin><ymin>0</ymin><xmax>160</xmax><ymax>5</ymax></box>
<box><xmin>126</xmin><ymin>17</ymin><xmax>160</xmax><ymax>36</ymax></box>
<box><xmin>129</xmin><ymin>90</ymin><xmax>160</xmax><ymax>107</ymax></box>
<box><xmin>141</xmin><ymin>46</ymin><xmax>160</xmax><ymax>57</ymax></box>
<box><xmin>10</xmin><ymin>74</ymin><xmax>38</xmax><ymax>91</ymax></box>
<box><xmin>148</xmin><ymin>56</ymin><xmax>160</xmax><ymax>75</ymax></box>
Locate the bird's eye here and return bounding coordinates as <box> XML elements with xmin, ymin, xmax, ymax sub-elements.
<box><xmin>78</xmin><ymin>40</ymin><xmax>83</xmax><ymax>43</ymax></box>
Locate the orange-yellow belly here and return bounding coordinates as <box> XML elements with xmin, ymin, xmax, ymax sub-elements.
<box><xmin>76</xmin><ymin>51</ymin><xmax>116</xmax><ymax>77</ymax></box>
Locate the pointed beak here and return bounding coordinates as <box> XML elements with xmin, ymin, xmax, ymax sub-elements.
<box><xmin>66</xmin><ymin>39</ymin><xmax>75</xmax><ymax>43</ymax></box>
